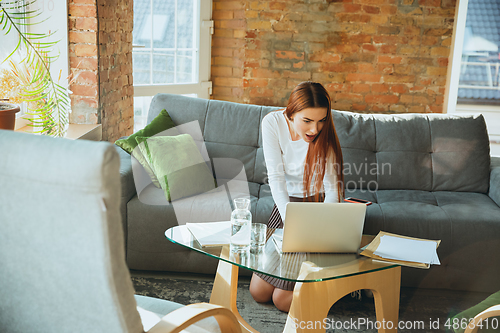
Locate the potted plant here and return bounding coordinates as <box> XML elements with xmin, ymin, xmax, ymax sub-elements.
<box><xmin>0</xmin><ymin>101</ymin><xmax>20</xmax><ymax>130</ymax></box>
<box><xmin>0</xmin><ymin>0</ymin><xmax>70</xmax><ymax>137</ymax></box>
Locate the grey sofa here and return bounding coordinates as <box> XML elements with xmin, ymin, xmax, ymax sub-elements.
<box><xmin>116</xmin><ymin>93</ymin><xmax>500</xmax><ymax>293</ymax></box>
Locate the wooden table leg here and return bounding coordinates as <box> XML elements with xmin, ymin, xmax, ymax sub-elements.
<box><xmin>284</xmin><ymin>262</ymin><xmax>401</xmax><ymax>333</ymax></box>
<box><xmin>209</xmin><ymin>246</ymin><xmax>259</xmax><ymax>333</ymax></box>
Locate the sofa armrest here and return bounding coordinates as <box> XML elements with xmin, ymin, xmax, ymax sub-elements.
<box><xmin>489</xmin><ymin>156</ymin><xmax>500</xmax><ymax>207</ymax></box>
<box><xmin>114</xmin><ymin>145</ymin><xmax>138</xmax><ymax>246</ymax></box>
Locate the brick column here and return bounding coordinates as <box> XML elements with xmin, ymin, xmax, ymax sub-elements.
<box><xmin>97</xmin><ymin>0</ymin><xmax>134</xmax><ymax>142</ymax></box>
<box><xmin>211</xmin><ymin>0</ymin><xmax>457</xmax><ymax>113</ymax></box>
<box><xmin>68</xmin><ymin>0</ymin><xmax>133</xmax><ymax>142</ymax></box>
<box><xmin>68</xmin><ymin>0</ymin><xmax>99</xmax><ymax>124</ymax></box>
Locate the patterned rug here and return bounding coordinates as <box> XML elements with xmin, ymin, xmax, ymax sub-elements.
<box><xmin>131</xmin><ymin>275</ymin><xmax>489</xmax><ymax>333</ymax></box>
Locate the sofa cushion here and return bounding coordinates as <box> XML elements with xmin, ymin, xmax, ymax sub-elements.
<box><xmin>133</xmin><ymin>138</ymin><xmax>161</xmax><ymax>188</ymax></box>
<box><xmin>136</xmin><ymin>134</ymin><xmax>216</xmax><ymax>202</ymax></box>
<box><xmin>115</xmin><ymin>109</ymin><xmax>176</xmax><ymax>153</ymax></box>
<box><xmin>333</xmin><ymin>112</ymin><xmax>490</xmax><ymax>193</ymax></box>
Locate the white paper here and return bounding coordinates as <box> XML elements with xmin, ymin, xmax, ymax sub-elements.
<box><xmin>374</xmin><ymin>235</ymin><xmax>440</xmax><ymax>265</ymax></box>
<box><xmin>186</xmin><ymin>221</ymin><xmax>231</xmax><ymax>247</ymax></box>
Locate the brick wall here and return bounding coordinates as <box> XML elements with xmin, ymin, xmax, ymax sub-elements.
<box><xmin>68</xmin><ymin>0</ymin><xmax>133</xmax><ymax>142</ymax></box>
<box><xmin>212</xmin><ymin>0</ymin><xmax>456</xmax><ymax>113</ymax></box>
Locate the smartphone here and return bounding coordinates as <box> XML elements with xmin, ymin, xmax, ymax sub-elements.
<box><xmin>345</xmin><ymin>197</ymin><xmax>372</xmax><ymax>206</ymax></box>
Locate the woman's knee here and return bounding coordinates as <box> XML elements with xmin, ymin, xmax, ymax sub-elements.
<box><xmin>272</xmin><ymin>288</ymin><xmax>293</xmax><ymax>313</ymax></box>
<box><xmin>249</xmin><ymin>274</ymin><xmax>273</xmax><ymax>303</ymax></box>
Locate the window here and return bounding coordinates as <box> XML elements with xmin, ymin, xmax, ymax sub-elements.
<box><xmin>446</xmin><ymin>0</ymin><xmax>500</xmax><ymax>155</ymax></box>
<box><xmin>132</xmin><ymin>0</ymin><xmax>213</xmax><ymax>132</ymax></box>
<box><xmin>457</xmin><ymin>1</ymin><xmax>500</xmax><ymax>104</ymax></box>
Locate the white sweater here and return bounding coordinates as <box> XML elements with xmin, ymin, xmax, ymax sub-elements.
<box><xmin>262</xmin><ymin>110</ymin><xmax>339</xmax><ymax>221</ymax></box>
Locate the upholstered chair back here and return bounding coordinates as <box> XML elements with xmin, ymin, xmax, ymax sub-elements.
<box><xmin>0</xmin><ymin>131</ymin><xmax>143</xmax><ymax>333</ymax></box>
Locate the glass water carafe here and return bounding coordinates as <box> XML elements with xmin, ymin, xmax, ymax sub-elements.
<box><xmin>230</xmin><ymin>198</ymin><xmax>252</xmax><ymax>252</ymax></box>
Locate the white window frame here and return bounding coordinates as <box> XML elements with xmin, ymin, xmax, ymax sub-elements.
<box><xmin>133</xmin><ymin>0</ymin><xmax>213</xmax><ymax>99</ymax></box>
<box><xmin>444</xmin><ymin>0</ymin><xmax>500</xmax><ymax>145</ymax></box>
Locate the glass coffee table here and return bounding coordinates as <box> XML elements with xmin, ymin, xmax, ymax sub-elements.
<box><xmin>166</xmin><ymin>226</ymin><xmax>401</xmax><ymax>333</ymax></box>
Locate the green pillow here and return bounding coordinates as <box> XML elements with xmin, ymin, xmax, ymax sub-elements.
<box><xmin>136</xmin><ymin>134</ymin><xmax>217</xmax><ymax>202</ymax></box>
<box><xmin>132</xmin><ymin>138</ymin><xmax>161</xmax><ymax>188</ymax></box>
<box><xmin>115</xmin><ymin>109</ymin><xmax>176</xmax><ymax>154</ymax></box>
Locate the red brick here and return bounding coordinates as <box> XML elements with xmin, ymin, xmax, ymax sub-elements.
<box><xmin>380</xmin><ymin>5</ymin><xmax>398</xmax><ymax>14</ymax></box>
<box><xmin>213</xmin><ymin>10</ymin><xmax>234</xmax><ymax>20</ymax></box>
<box><xmin>378</xmin><ymin>55</ymin><xmax>403</xmax><ymax>64</ymax></box>
<box><xmin>428</xmin><ymin>105</ymin><xmax>443</xmax><ymax>113</ymax></box>
<box><xmin>353</xmin><ymin>84</ymin><xmax>370</xmax><ymax>93</ymax></box>
<box><xmin>348</xmin><ymin>34</ymin><xmax>372</xmax><ymax>44</ymax></box>
<box><xmin>69</xmin><ymin>4</ymin><xmax>97</xmax><ymax>18</ymax></box>
<box><xmin>335</xmin><ymin>93</ymin><xmax>364</xmax><ymax>102</ymax></box>
<box><xmin>377</xmin><ymin>64</ymin><xmax>394</xmax><ymax>74</ymax></box>
<box><xmin>358</xmin><ymin>63</ymin><xmax>375</xmax><ymax>72</ymax></box>
<box><xmin>383</xmin><ymin>75</ymin><xmax>415</xmax><ymax>83</ymax></box>
<box><xmin>343</xmin><ymin>4</ymin><xmax>362</xmax><ymax>12</ymax></box>
<box><xmin>372</xmin><ymin>84</ymin><xmax>389</xmax><ymax>93</ymax></box>
<box><xmin>220</xmin><ymin>19</ymin><xmax>245</xmax><ymax>29</ymax></box>
<box><xmin>372</xmin><ymin>105</ymin><xmax>389</xmax><ymax>112</ymax></box>
<box><xmin>363</xmin><ymin>5</ymin><xmax>381</xmax><ymax>14</ymax></box>
<box><xmin>75</xmin><ymin>44</ymin><xmax>97</xmax><ymax>57</ymax></box>
<box><xmin>212</xmin><ymin>67</ymin><xmax>233</xmax><ymax>77</ymax></box>
<box><xmin>71</xmin><ymin>84</ymin><xmax>98</xmax><ymax>97</ymax></box>
<box><xmin>76</xmin><ymin>71</ymin><xmax>98</xmax><ymax>85</ymax></box>
<box><xmin>275</xmin><ymin>51</ymin><xmax>304</xmax><ymax>60</ymax></box>
<box><xmin>70</xmin><ymin>56</ymin><xmax>98</xmax><ymax>71</ymax></box>
<box><xmin>214</xmin><ymin>77</ymin><xmax>243</xmax><ymax>87</ymax></box>
<box><xmin>249</xmin><ymin>88</ymin><xmax>274</xmax><ymax>98</ymax></box>
<box><xmin>365</xmin><ymin>94</ymin><xmax>399</xmax><ymax>104</ymax></box>
<box><xmin>418</xmin><ymin>0</ymin><xmax>441</xmax><ymax>6</ymax></box>
<box><xmin>390</xmin><ymin>85</ymin><xmax>408</xmax><ymax>94</ymax></box>
<box><xmin>373</xmin><ymin>35</ymin><xmax>399</xmax><ymax>45</ymax></box>
<box><xmin>346</xmin><ymin>73</ymin><xmax>382</xmax><ymax>82</ymax></box>
<box><xmin>283</xmin><ymin>71</ymin><xmax>312</xmax><ymax>80</ymax></box>
<box><xmin>322</xmin><ymin>63</ymin><xmax>358</xmax><ymax>73</ymax></box>
<box><xmin>69</xmin><ymin>31</ymin><xmax>97</xmax><ymax>44</ymax></box>
<box><xmin>335</xmin><ymin>44</ymin><xmax>360</xmax><ymax>53</ymax></box>
<box><xmin>70</xmin><ymin>96</ymin><xmax>98</xmax><ymax>108</ymax></box>
<box><xmin>352</xmin><ymin>103</ymin><xmax>367</xmax><ymax>111</ymax></box>
<box><xmin>293</xmin><ymin>61</ymin><xmax>305</xmax><ymax>69</ymax></box>
<box><xmin>338</xmin><ymin>13</ymin><xmax>371</xmax><ymax>23</ymax></box>
<box><xmin>75</xmin><ymin>17</ymin><xmax>97</xmax><ymax>30</ymax></box>
<box><xmin>362</xmin><ymin>44</ymin><xmax>378</xmax><ymax>52</ymax></box>
<box><xmin>269</xmin><ymin>2</ymin><xmax>286</xmax><ymax>10</ymax></box>
<box><xmin>437</xmin><ymin>57</ymin><xmax>448</xmax><ymax>67</ymax></box>
<box><xmin>325</xmin><ymin>83</ymin><xmax>350</xmax><ymax>92</ymax></box>
<box><xmin>213</xmin><ymin>37</ymin><xmax>245</xmax><ymax>49</ymax></box>
<box><xmin>380</xmin><ymin>45</ymin><xmax>397</xmax><ymax>53</ymax></box>
<box><xmin>252</xmin><ymin>68</ymin><xmax>280</xmax><ymax>78</ymax></box>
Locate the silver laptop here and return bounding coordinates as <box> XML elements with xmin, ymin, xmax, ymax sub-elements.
<box><xmin>280</xmin><ymin>202</ymin><xmax>367</xmax><ymax>253</ymax></box>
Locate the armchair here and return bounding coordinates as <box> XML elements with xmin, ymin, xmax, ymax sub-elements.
<box><xmin>0</xmin><ymin>130</ymin><xmax>240</xmax><ymax>333</ymax></box>
<box><xmin>451</xmin><ymin>290</ymin><xmax>500</xmax><ymax>333</ymax></box>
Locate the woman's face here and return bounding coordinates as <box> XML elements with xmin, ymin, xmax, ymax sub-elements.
<box><xmin>289</xmin><ymin>107</ymin><xmax>328</xmax><ymax>142</ymax></box>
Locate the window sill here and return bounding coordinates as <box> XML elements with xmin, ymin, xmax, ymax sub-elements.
<box><xmin>15</xmin><ymin>123</ymin><xmax>102</xmax><ymax>141</ymax></box>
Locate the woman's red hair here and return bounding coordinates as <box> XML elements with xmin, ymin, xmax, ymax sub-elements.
<box><xmin>284</xmin><ymin>81</ymin><xmax>344</xmax><ymax>202</ymax></box>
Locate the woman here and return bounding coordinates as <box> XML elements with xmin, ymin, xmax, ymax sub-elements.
<box><xmin>249</xmin><ymin>81</ymin><xmax>344</xmax><ymax>312</ymax></box>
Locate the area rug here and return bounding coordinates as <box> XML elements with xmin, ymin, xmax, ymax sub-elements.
<box><xmin>132</xmin><ymin>275</ymin><xmax>489</xmax><ymax>333</ymax></box>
